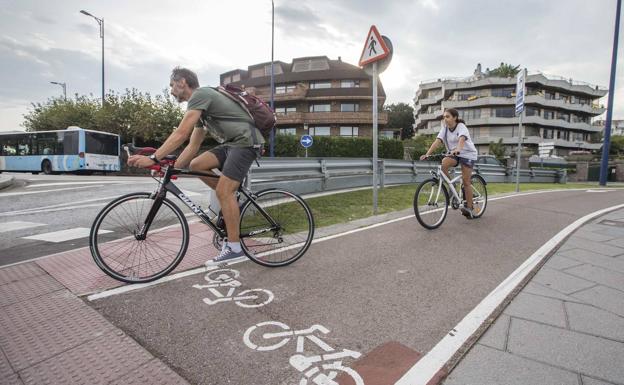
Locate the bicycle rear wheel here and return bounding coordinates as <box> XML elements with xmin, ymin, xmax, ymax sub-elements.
<box><xmin>90</xmin><ymin>192</ymin><xmax>189</xmax><ymax>283</ymax></box>
<box><xmin>239</xmin><ymin>189</ymin><xmax>314</xmax><ymax>267</ymax></box>
<box><xmin>469</xmin><ymin>174</ymin><xmax>488</xmax><ymax>218</ymax></box>
<box><xmin>413</xmin><ymin>178</ymin><xmax>449</xmax><ymax>229</ymax></box>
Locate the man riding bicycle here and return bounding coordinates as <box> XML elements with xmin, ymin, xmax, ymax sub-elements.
<box><xmin>128</xmin><ymin>67</ymin><xmax>264</xmax><ymax>264</ymax></box>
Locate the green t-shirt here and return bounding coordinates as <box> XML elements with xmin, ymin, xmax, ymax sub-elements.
<box><xmin>186</xmin><ymin>87</ymin><xmax>264</xmax><ymax>147</ymax></box>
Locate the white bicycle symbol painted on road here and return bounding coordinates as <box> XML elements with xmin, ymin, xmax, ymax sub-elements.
<box><xmin>192</xmin><ymin>268</ymin><xmax>274</xmax><ymax>308</ymax></box>
<box><xmin>244</xmin><ymin>321</ymin><xmax>364</xmax><ymax>385</ymax></box>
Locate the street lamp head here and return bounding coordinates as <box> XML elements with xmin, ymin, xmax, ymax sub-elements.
<box><xmin>80</xmin><ymin>10</ymin><xmax>93</xmax><ymax>17</ymax></box>
<box><xmin>50</xmin><ymin>81</ymin><xmax>59</xmax><ymax>85</ymax></box>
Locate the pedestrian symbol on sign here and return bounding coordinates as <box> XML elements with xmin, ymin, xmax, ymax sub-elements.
<box><xmin>369</xmin><ymin>37</ymin><xmax>377</xmax><ymax>55</ymax></box>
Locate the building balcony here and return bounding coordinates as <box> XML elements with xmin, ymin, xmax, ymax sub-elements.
<box><xmin>524</xmin><ymin>95</ymin><xmax>605</xmax><ymax>115</ymax></box>
<box><xmin>463</xmin><ymin>116</ymin><xmax>598</xmax><ymax>132</ymax></box>
<box><xmin>415</xmin><ymin>108</ymin><xmax>443</xmax><ymax>126</ymax></box>
<box><xmin>275</xmin><ymin>111</ymin><xmax>388</xmax><ymax>125</ymax></box>
<box><xmin>472</xmin><ymin>135</ymin><xmax>602</xmax><ymax>150</ymax></box>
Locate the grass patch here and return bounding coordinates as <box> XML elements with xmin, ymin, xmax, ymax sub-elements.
<box><xmin>306</xmin><ymin>182</ymin><xmax>612</xmax><ymax>229</ymax></box>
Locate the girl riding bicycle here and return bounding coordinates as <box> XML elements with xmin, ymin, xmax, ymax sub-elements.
<box><xmin>420</xmin><ymin>108</ymin><xmax>479</xmax><ymax>219</ymax></box>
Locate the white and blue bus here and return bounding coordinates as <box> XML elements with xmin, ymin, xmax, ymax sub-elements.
<box><xmin>0</xmin><ymin>127</ymin><xmax>120</xmax><ymax>174</ymax></box>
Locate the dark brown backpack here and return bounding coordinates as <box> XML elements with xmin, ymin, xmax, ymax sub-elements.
<box><xmin>214</xmin><ymin>85</ymin><xmax>276</xmax><ymax>136</ymax></box>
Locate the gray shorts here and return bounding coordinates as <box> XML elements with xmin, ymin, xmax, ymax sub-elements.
<box><xmin>209</xmin><ymin>146</ymin><xmax>259</xmax><ymax>183</ymax></box>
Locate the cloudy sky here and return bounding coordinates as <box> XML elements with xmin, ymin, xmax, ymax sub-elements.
<box><xmin>0</xmin><ymin>0</ymin><xmax>622</xmax><ymax>132</ymax></box>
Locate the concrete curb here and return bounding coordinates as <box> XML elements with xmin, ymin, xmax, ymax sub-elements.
<box><xmin>0</xmin><ymin>175</ymin><xmax>14</xmax><ymax>190</ymax></box>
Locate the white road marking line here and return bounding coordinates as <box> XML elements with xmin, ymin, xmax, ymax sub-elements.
<box><xmin>22</xmin><ymin>227</ymin><xmax>111</xmax><ymax>243</ymax></box>
<box><xmin>26</xmin><ymin>181</ymin><xmax>119</xmax><ymax>188</ymax></box>
<box><xmin>0</xmin><ymin>185</ymin><xmax>102</xmax><ymax>197</ymax></box>
<box><xmin>0</xmin><ymin>221</ymin><xmax>46</xmax><ymax>233</ymax></box>
<box><xmin>394</xmin><ymin>202</ymin><xmax>624</xmax><ymax>385</ymax></box>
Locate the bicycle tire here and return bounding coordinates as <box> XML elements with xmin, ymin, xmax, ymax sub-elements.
<box><xmin>413</xmin><ymin>178</ymin><xmax>449</xmax><ymax>230</ymax></box>
<box><xmin>239</xmin><ymin>189</ymin><xmax>314</xmax><ymax>267</ymax></box>
<box><xmin>470</xmin><ymin>174</ymin><xmax>488</xmax><ymax>218</ymax></box>
<box><xmin>90</xmin><ymin>192</ymin><xmax>190</xmax><ymax>283</ymax></box>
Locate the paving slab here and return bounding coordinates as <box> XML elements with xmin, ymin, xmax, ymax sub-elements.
<box><xmin>477</xmin><ymin>314</ymin><xmax>510</xmax><ymax>351</ymax></box>
<box><xmin>564</xmin><ymin>238</ymin><xmax>624</xmax><ymax>257</ymax></box>
<box><xmin>0</xmin><ymin>273</ymin><xmax>64</xmax><ymax>308</ymax></box>
<box><xmin>0</xmin><ymin>263</ymin><xmax>47</xmax><ymax>286</ymax></box>
<box><xmin>533</xmin><ymin>267</ymin><xmax>596</xmax><ymax>295</ymax></box>
<box><xmin>545</xmin><ymin>254</ymin><xmax>585</xmax><ymax>271</ymax></box>
<box><xmin>503</xmin><ymin>293</ymin><xmax>567</xmax><ymax>328</ymax></box>
<box><xmin>565</xmin><ymin>302</ymin><xmax>624</xmax><ymax>342</ymax></box>
<box><xmin>574</xmin><ymin>230</ymin><xmax>616</xmax><ymax>243</ymax></box>
<box><xmin>582</xmin><ymin>375</ymin><xmax>619</xmax><ymax>385</ymax></box>
<box><xmin>18</xmin><ymin>331</ymin><xmax>153</xmax><ymax>385</ymax></box>
<box><xmin>560</xmin><ymin>248</ymin><xmax>624</xmax><ymax>274</ymax></box>
<box><xmin>522</xmin><ymin>281</ymin><xmax>587</xmax><ymax>303</ymax></box>
<box><xmin>565</xmin><ymin>264</ymin><xmax>624</xmax><ymax>292</ymax></box>
<box><xmin>443</xmin><ymin>344</ymin><xmax>579</xmax><ymax>385</ymax></box>
<box><xmin>571</xmin><ymin>285</ymin><xmax>624</xmax><ymax>318</ymax></box>
<box><xmin>507</xmin><ymin>318</ymin><xmax>624</xmax><ymax>383</ymax></box>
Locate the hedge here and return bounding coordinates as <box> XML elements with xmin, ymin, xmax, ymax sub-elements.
<box><xmin>273</xmin><ymin>135</ymin><xmax>404</xmax><ymax>159</ymax></box>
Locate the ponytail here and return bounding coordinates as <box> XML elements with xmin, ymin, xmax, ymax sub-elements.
<box><xmin>444</xmin><ymin>108</ymin><xmax>466</xmax><ymax>126</ymax></box>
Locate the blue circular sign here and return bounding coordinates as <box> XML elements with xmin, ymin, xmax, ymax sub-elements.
<box><xmin>300</xmin><ymin>135</ymin><xmax>313</xmax><ymax>148</ymax></box>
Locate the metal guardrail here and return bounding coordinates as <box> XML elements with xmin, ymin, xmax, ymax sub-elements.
<box><xmin>249</xmin><ymin>158</ymin><xmax>566</xmax><ymax>196</ymax></box>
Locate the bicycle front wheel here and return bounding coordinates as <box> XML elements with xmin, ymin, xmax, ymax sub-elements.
<box><xmin>470</xmin><ymin>174</ymin><xmax>488</xmax><ymax>218</ymax></box>
<box><xmin>413</xmin><ymin>178</ymin><xmax>449</xmax><ymax>229</ymax></box>
<box><xmin>239</xmin><ymin>189</ymin><xmax>314</xmax><ymax>267</ymax></box>
<box><xmin>90</xmin><ymin>192</ymin><xmax>190</xmax><ymax>283</ymax></box>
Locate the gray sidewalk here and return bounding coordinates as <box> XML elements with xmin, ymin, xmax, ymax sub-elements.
<box><xmin>444</xmin><ymin>208</ymin><xmax>624</xmax><ymax>385</ymax></box>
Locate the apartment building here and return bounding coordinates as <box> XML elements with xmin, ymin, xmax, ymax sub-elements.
<box><xmin>220</xmin><ymin>56</ymin><xmax>395</xmax><ymax>139</ymax></box>
<box><xmin>413</xmin><ymin>66</ymin><xmax>608</xmax><ymax>156</ymax></box>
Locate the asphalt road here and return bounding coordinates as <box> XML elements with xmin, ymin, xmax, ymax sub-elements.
<box><xmin>90</xmin><ymin>188</ymin><xmax>624</xmax><ymax>385</ymax></box>
<box><xmin>0</xmin><ymin>173</ymin><xmax>218</xmax><ymax>265</ymax></box>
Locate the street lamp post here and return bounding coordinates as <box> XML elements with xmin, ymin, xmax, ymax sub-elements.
<box><xmin>80</xmin><ymin>10</ymin><xmax>105</xmax><ymax>105</ymax></box>
<box><xmin>269</xmin><ymin>0</ymin><xmax>275</xmax><ymax>157</ymax></box>
<box><xmin>50</xmin><ymin>81</ymin><xmax>67</xmax><ymax>100</ymax></box>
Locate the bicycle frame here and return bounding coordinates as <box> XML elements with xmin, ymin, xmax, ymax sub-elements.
<box><xmin>136</xmin><ymin>163</ymin><xmax>280</xmax><ymax>241</ymax></box>
<box><xmin>430</xmin><ymin>166</ymin><xmax>466</xmax><ymax>206</ymax></box>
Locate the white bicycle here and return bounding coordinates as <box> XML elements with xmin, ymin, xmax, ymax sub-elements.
<box><xmin>414</xmin><ymin>153</ymin><xmax>488</xmax><ymax>229</ymax></box>
<box><xmin>192</xmin><ymin>268</ymin><xmax>273</xmax><ymax>308</ymax></box>
<box><xmin>243</xmin><ymin>321</ymin><xmax>364</xmax><ymax>385</ymax></box>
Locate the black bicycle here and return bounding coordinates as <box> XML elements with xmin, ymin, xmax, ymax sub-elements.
<box><xmin>89</xmin><ymin>144</ymin><xmax>315</xmax><ymax>283</ymax></box>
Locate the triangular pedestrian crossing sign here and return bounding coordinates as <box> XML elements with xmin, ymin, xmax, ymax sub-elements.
<box><xmin>359</xmin><ymin>25</ymin><xmax>390</xmax><ymax>67</ymax></box>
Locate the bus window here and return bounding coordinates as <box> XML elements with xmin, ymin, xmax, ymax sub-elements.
<box><xmin>0</xmin><ymin>136</ymin><xmax>17</xmax><ymax>156</ymax></box>
<box><xmin>86</xmin><ymin>131</ymin><xmax>119</xmax><ymax>155</ymax></box>
<box><xmin>36</xmin><ymin>133</ymin><xmax>57</xmax><ymax>155</ymax></box>
<box><xmin>63</xmin><ymin>130</ymin><xmax>79</xmax><ymax>155</ymax></box>
<box><xmin>17</xmin><ymin>137</ymin><xmax>31</xmax><ymax>155</ymax></box>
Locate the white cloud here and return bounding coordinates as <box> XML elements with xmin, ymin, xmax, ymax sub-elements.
<box><xmin>0</xmin><ymin>0</ymin><xmax>622</xmax><ymax>132</ymax></box>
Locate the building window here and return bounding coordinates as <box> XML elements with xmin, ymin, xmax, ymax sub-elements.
<box><xmin>526</xmin><ymin>106</ymin><xmax>539</xmax><ymax>116</ymax></box>
<box><xmin>491</xmin><ymin>87</ymin><xmax>515</xmax><ymax>98</ymax></box>
<box><xmin>341</xmin><ymin>80</ymin><xmax>360</xmax><ymax>88</ymax></box>
<box><xmin>278</xmin><ymin>128</ymin><xmax>297</xmax><ymax>135</ymax></box>
<box><xmin>309</xmin><ymin>103</ymin><xmax>331</xmax><ymax>112</ymax></box>
<box><xmin>340</xmin><ymin>126</ymin><xmax>359</xmax><ymax>137</ymax></box>
<box><xmin>340</xmin><ymin>103</ymin><xmax>359</xmax><ymax>112</ymax></box>
<box><xmin>310</xmin><ymin>81</ymin><xmax>331</xmax><ymax>89</ymax></box>
<box><xmin>456</xmin><ymin>91</ymin><xmax>477</xmax><ymax>101</ymax></box>
<box><xmin>545</xmin><ymin>91</ymin><xmax>555</xmax><ymax>100</ymax></box>
<box><xmin>232</xmin><ymin>73</ymin><xmax>241</xmax><ymax>82</ymax></box>
<box><xmin>310</xmin><ymin>126</ymin><xmax>330</xmax><ymax>136</ymax></box>
<box><xmin>543</xmin><ymin>110</ymin><xmax>555</xmax><ymax>120</ymax></box>
<box><xmin>493</xmin><ymin>107</ymin><xmax>515</xmax><ymax>118</ymax></box>
<box><xmin>459</xmin><ymin>109</ymin><xmax>481</xmax><ymax>120</ymax></box>
<box><xmin>557</xmin><ymin>112</ymin><xmax>570</xmax><ymax>122</ymax></box>
<box><xmin>543</xmin><ymin>129</ymin><xmax>554</xmax><ymax>139</ymax></box>
<box><xmin>275</xmin><ymin>106</ymin><xmax>297</xmax><ymax>115</ymax></box>
<box><xmin>380</xmin><ymin>130</ymin><xmax>394</xmax><ymax>139</ymax></box>
<box><xmin>275</xmin><ymin>84</ymin><xmax>296</xmax><ymax>94</ymax></box>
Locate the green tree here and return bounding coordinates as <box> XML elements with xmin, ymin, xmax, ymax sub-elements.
<box><xmin>487</xmin><ymin>62</ymin><xmax>521</xmax><ymax>78</ymax></box>
<box><xmin>383</xmin><ymin>102</ymin><xmax>415</xmax><ymax>140</ymax></box>
<box><xmin>488</xmin><ymin>138</ymin><xmax>506</xmax><ymax>160</ymax></box>
<box><xmin>23</xmin><ymin>89</ymin><xmax>184</xmax><ymax>144</ymax></box>
<box><xmin>409</xmin><ymin>134</ymin><xmax>437</xmax><ymax>159</ymax></box>
<box><xmin>609</xmin><ymin>135</ymin><xmax>624</xmax><ymax>157</ymax></box>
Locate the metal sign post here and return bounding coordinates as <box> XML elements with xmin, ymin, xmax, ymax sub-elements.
<box><xmin>515</xmin><ymin>68</ymin><xmax>527</xmax><ymax>192</ymax></box>
<box><xmin>359</xmin><ymin>25</ymin><xmax>392</xmax><ymax>215</ymax></box>
<box><xmin>372</xmin><ymin>61</ymin><xmax>379</xmax><ymax>214</ymax></box>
